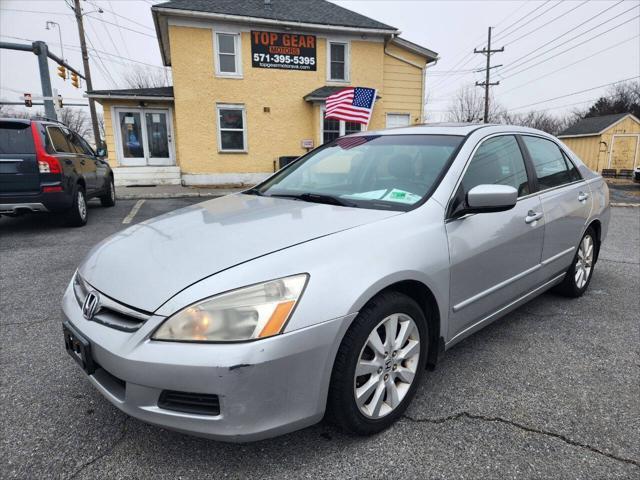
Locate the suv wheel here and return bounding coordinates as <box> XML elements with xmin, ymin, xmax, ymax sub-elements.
<box><xmin>327</xmin><ymin>291</ymin><xmax>428</xmax><ymax>435</ymax></box>
<box><xmin>65</xmin><ymin>185</ymin><xmax>88</xmax><ymax>227</ymax></box>
<box><xmin>553</xmin><ymin>226</ymin><xmax>596</xmax><ymax>297</ymax></box>
<box><xmin>100</xmin><ymin>178</ymin><xmax>116</xmax><ymax>207</ymax></box>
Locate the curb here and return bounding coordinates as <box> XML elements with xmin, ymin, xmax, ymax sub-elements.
<box><xmin>611</xmin><ymin>202</ymin><xmax>640</xmax><ymax>208</ymax></box>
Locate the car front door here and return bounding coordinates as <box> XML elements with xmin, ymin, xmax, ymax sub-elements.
<box><xmin>446</xmin><ymin>135</ymin><xmax>545</xmax><ymax>342</ymax></box>
<box><xmin>64</xmin><ymin>129</ymin><xmax>97</xmax><ymax>193</ymax></box>
<box><xmin>520</xmin><ymin>135</ymin><xmax>591</xmax><ymax>280</ymax></box>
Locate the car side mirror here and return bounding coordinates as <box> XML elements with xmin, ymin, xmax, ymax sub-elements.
<box><xmin>96</xmin><ymin>147</ymin><xmax>106</xmax><ymax>158</ymax></box>
<box><xmin>466</xmin><ymin>184</ymin><xmax>518</xmax><ymax>213</ymax></box>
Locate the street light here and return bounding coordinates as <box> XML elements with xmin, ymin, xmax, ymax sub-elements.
<box><xmin>45</xmin><ymin>21</ymin><xmax>64</xmax><ymax>63</ymax></box>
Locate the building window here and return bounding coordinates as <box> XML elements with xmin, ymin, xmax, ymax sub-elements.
<box><xmin>215</xmin><ymin>32</ymin><xmax>241</xmax><ymax>76</ymax></box>
<box><xmin>322</xmin><ymin>110</ymin><xmax>361</xmax><ymax>144</ymax></box>
<box><xmin>386</xmin><ymin>113</ymin><xmax>411</xmax><ymax>129</ymax></box>
<box><xmin>328</xmin><ymin>42</ymin><xmax>348</xmax><ymax>82</ymax></box>
<box><xmin>217</xmin><ymin>104</ymin><xmax>246</xmax><ymax>152</ymax></box>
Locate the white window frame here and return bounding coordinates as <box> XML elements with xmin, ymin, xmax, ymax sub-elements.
<box><xmin>214</xmin><ymin>31</ymin><xmax>242</xmax><ymax>78</ymax></box>
<box><xmin>319</xmin><ymin>106</ymin><xmax>361</xmax><ymax>144</ymax></box>
<box><xmin>327</xmin><ymin>40</ymin><xmax>350</xmax><ymax>83</ymax></box>
<box><xmin>386</xmin><ymin>113</ymin><xmax>411</xmax><ymax>129</ymax></box>
<box><xmin>216</xmin><ymin>103</ymin><xmax>247</xmax><ymax>153</ymax></box>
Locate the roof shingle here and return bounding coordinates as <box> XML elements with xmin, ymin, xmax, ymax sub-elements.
<box><xmin>153</xmin><ymin>0</ymin><xmax>397</xmax><ymax>31</ymax></box>
<box><xmin>86</xmin><ymin>87</ymin><xmax>174</xmax><ymax>98</ymax></box>
<box><xmin>558</xmin><ymin>113</ymin><xmax>632</xmax><ymax>137</ymax></box>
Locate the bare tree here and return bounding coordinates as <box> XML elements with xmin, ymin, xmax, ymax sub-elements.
<box><xmin>447</xmin><ymin>85</ymin><xmax>503</xmax><ymax>123</ymax></box>
<box><xmin>122</xmin><ymin>66</ymin><xmax>171</xmax><ymax>89</ymax></box>
<box><xmin>585</xmin><ymin>80</ymin><xmax>640</xmax><ymax>118</ymax></box>
<box><xmin>56</xmin><ymin>108</ymin><xmax>90</xmax><ymax>137</ymax></box>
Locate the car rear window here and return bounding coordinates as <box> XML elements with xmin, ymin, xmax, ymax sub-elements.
<box><xmin>0</xmin><ymin>122</ymin><xmax>35</xmax><ymax>154</ymax></box>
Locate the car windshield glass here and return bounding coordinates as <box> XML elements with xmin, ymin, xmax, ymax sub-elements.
<box><xmin>256</xmin><ymin>134</ymin><xmax>464</xmax><ymax>211</ymax></box>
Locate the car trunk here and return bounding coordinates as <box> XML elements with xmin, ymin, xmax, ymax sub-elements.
<box><xmin>0</xmin><ymin>121</ymin><xmax>40</xmax><ymax>194</ymax></box>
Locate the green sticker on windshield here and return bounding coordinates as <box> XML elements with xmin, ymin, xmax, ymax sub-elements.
<box><xmin>383</xmin><ymin>189</ymin><xmax>421</xmax><ymax>204</ymax></box>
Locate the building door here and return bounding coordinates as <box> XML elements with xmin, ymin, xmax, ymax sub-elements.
<box><xmin>609</xmin><ymin>134</ymin><xmax>640</xmax><ymax>170</ymax></box>
<box><xmin>386</xmin><ymin>113</ymin><xmax>410</xmax><ymax>129</ymax></box>
<box><xmin>115</xmin><ymin>107</ymin><xmax>174</xmax><ymax>166</ymax></box>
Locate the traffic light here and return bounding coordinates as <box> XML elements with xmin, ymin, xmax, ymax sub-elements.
<box><xmin>57</xmin><ymin>65</ymin><xmax>66</xmax><ymax>80</ymax></box>
<box><xmin>71</xmin><ymin>72</ymin><xmax>80</xmax><ymax>89</ymax></box>
<box><xmin>56</xmin><ymin>95</ymin><xmax>63</xmax><ymax>109</ymax></box>
<box><xmin>24</xmin><ymin>93</ymin><xmax>32</xmax><ymax>108</ymax></box>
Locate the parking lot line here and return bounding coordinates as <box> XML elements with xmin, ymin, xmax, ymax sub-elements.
<box><xmin>122</xmin><ymin>200</ymin><xmax>145</xmax><ymax>224</ymax></box>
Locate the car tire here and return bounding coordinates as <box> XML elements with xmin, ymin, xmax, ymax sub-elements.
<box><xmin>65</xmin><ymin>185</ymin><xmax>88</xmax><ymax>227</ymax></box>
<box><xmin>326</xmin><ymin>291</ymin><xmax>428</xmax><ymax>435</ymax></box>
<box><xmin>553</xmin><ymin>226</ymin><xmax>597</xmax><ymax>297</ymax></box>
<box><xmin>100</xmin><ymin>178</ymin><xmax>116</xmax><ymax>207</ymax></box>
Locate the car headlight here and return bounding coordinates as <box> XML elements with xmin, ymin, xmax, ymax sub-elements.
<box><xmin>152</xmin><ymin>274</ymin><xmax>308</xmax><ymax>342</ymax></box>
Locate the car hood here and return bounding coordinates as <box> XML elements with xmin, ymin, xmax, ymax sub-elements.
<box><xmin>79</xmin><ymin>193</ymin><xmax>400</xmax><ymax>312</ymax></box>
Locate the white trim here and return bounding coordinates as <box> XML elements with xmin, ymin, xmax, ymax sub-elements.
<box><xmin>216</xmin><ymin>103</ymin><xmax>248</xmax><ymax>153</ymax></box>
<box><xmin>87</xmin><ymin>94</ymin><xmax>174</xmax><ymax>101</ymax></box>
<box><xmin>213</xmin><ymin>30</ymin><xmax>243</xmax><ymax>78</ymax></box>
<box><xmin>558</xmin><ymin>113</ymin><xmax>640</xmax><ymax>138</ymax></box>
<box><xmin>389</xmin><ymin>37</ymin><xmax>438</xmax><ymax>62</ymax></box>
<box><xmin>327</xmin><ymin>40</ymin><xmax>350</xmax><ymax>83</ymax></box>
<box><xmin>319</xmin><ymin>105</ymin><xmax>362</xmax><ymax>143</ymax></box>
<box><xmin>182</xmin><ymin>172</ymin><xmax>270</xmax><ymax>186</ymax></box>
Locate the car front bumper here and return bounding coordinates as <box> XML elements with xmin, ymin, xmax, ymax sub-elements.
<box><xmin>61</xmin><ymin>283</ymin><xmax>354</xmax><ymax>442</ymax></box>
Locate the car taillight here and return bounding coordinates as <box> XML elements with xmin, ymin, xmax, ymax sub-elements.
<box><xmin>31</xmin><ymin>123</ymin><xmax>61</xmax><ymax>174</ymax></box>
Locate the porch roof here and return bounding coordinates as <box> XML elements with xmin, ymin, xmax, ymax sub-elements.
<box><xmin>86</xmin><ymin>86</ymin><xmax>174</xmax><ymax>101</ymax></box>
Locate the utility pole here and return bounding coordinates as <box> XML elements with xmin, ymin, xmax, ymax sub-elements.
<box><xmin>474</xmin><ymin>27</ymin><xmax>504</xmax><ymax>123</ymax></box>
<box><xmin>72</xmin><ymin>0</ymin><xmax>101</xmax><ymax>146</ymax></box>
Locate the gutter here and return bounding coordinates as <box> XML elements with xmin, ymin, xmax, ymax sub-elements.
<box><xmin>383</xmin><ymin>38</ymin><xmax>427</xmax><ymax>122</ymax></box>
<box><xmin>85</xmin><ymin>94</ymin><xmax>174</xmax><ymax>101</ymax></box>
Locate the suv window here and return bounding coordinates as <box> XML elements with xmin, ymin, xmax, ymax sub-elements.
<box><xmin>74</xmin><ymin>133</ymin><xmax>94</xmax><ymax>156</ymax></box>
<box><xmin>47</xmin><ymin>126</ymin><xmax>72</xmax><ymax>153</ymax></box>
<box><xmin>0</xmin><ymin>122</ymin><xmax>34</xmax><ymax>154</ymax></box>
<box><xmin>63</xmin><ymin>129</ymin><xmax>86</xmax><ymax>154</ymax></box>
<box><xmin>462</xmin><ymin>135</ymin><xmax>530</xmax><ymax>197</ymax></box>
<box><xmin>522</xmin><ymin>136</ymin><xmax>578</xmax><ymax>189</ymax></box>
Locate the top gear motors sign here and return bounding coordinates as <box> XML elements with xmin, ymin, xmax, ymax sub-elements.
<box><xmin>251</xmin><ymin>31</ymin><xmax>317</xmax><ymax>71</ymax></box>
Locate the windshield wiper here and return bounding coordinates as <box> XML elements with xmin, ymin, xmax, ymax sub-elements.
<box><xmin>269</xmin><ymin>192</ymin><xmax>355</xmax><ymax>207</ymax></box>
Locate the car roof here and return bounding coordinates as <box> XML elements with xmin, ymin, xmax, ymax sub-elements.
<box><xmin>364</xmin><ymin>122</ymin><xmax>553</xmax><ymax>137</ymax></box>
<box><xmin>0</xmin><ymin>117</ymin><xmax>33</xmax><ymax>125</ymax></box>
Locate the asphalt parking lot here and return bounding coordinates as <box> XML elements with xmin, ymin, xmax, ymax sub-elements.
<box><xmin>1</xmin><ymin>198</ymin><xmax>638</xmax><ymax>479</ymax></box>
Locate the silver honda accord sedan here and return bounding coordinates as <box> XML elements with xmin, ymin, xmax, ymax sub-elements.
<box><xmin>62</xmin><ymin>124</ymin><xmax>609</xmax><ymax>442</ymax></box>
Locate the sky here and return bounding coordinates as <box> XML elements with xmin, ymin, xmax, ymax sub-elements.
<box><xmin>0</xmin><ymin>0</ymin><xmax>638</xmax><ymax>121</ymax></box>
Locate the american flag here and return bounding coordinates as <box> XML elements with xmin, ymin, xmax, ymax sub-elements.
<box><xmin>335</xmin><ymin>135</ymin><xmax>379</xmax><ymax>150</ymax></box>
<box><xmin>325</xmin><ymin>87</ymin><xmax>377</xmax><ymax>125</ymax></box>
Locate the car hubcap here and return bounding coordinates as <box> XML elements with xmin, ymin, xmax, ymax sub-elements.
<box><xmin>78</xmin><ymin>191</ymin><xmax>87</xmax><ymax>220</ymax></box>
<box><xmin>575</xmin><ymin>234</ymin><xmax>594</xmax><ymax>289</ymax></box>
<box><xmin>353</xmin><ymin>313</ymin><xmax>420</xmax><ymax>419</ymax></box>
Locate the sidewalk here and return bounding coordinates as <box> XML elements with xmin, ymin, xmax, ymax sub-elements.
<box><xmin>116</xmin><ymin>184</ymin><xmax>245</xmax><ymax>200</ymax></box>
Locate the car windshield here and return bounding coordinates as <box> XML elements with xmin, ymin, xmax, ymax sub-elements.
<box><xmin>254</xmin><ymin>134</ymin><xmax>464</xmax><ymax>211</ymax></box>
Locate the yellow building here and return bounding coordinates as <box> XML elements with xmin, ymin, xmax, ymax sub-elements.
<box><xmin>87</xmin><ymin>0</ymin><xmax>438</xmax><ymax>186</ymax></box>
<box><xmin>558</xmin><ymin>113</ymin><xmax>640</xmax><ymax>174</ymax></box>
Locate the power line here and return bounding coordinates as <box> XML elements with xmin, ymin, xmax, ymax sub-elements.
<box><xmin>498</xmin><ymin>0</ymin><xmax>632</xmax><ymax>75</ymax></box>
<box><xmin>494</xmin><ymin>0</ymin><xmax>563</xmax><ymax>43</ymax></box>
<box><xmin>503</xmin><ymin>0</ymin><xmax>590</xmax><ymax>46</ymax></box>
<box><xmin>499</xmin><ymin>12</ymin><xmax>639</xmax><ymax>78</ymax></box>
<box><xmin>510</xmin><ymin>76</ymin><xmax>640</xmax><ymax>111</ymax></box>
<box><xmin>499</xmin><ymin>19</ymin><xmax>639</xmax><ymax>82</ymax></box>
<box><xmin>107</xmin><ymin>0</ymin><xmax>133</xmax><ymax>59</ymax></box>
<box><xmin>87</xmin><ymin>1</ymin><xmax>155</xmax><ymax>31</ymax></box>
<box><xmin>491</xmin><ymin>0</ymin><xmax>553</xmax><ymax>42</ymax></box>
<box><xmin>84</xmin><ymin>14</ymin><xmax>156</xmax><ymax>38</ymax></box>
<box><xmin>0</xmin><ymin>8</ymin><xmax>73</xmax><ymax>16</ymax></box>
<box><xmin>500</xmin><ymin>35</ymin><xmax>639</xmax><ymax>95</ymax></box>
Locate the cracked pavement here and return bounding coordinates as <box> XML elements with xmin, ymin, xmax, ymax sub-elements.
<box><xmin>1</xmin><ymin>200</ymin><xmax>638</xmax><ymax>479</ymax></box>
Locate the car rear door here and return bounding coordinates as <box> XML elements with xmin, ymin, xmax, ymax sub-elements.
<box><xmin>520</xmin><ymin>135</ymin><xmax>591</xmax><ymax>280</ymax></box>
<box><xmin>446</xmin><ymin>135</ymin><xmax>544</xmax><ymax>342</ymax></box>
<box><xmin>0</xmin><ymin>121</ymin><xmax>40</xmax><ymax>195</ymax></box>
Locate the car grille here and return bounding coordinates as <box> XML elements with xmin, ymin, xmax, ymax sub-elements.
<box><xmin>158</xmin><ymin>390</ymin><xmax>221</xmax><ymax>416</ymax></box>
<box><xmin>73</xmin><ymin>272</ymin><xmax>153</xmax><ymax>332</ymax></box>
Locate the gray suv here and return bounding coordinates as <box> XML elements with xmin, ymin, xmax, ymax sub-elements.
<box><xmin>0</xmin><ymin>118</ymin><xmax>115</xmax><ymax>226</ymax></box>
<box><xmin>61</xmin><ymin>123</ymin><xmax>609</xmax><ymax>441</ymax></box>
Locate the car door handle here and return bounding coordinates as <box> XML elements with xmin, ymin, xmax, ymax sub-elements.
<box><xmin>525</xmin><ymin>210</ymin><xmax>543</xmax><ymax>224</ymax></box>
<box><xmin>578</xmin><ymin>191</ymin><xmax>589</xmax><ymax>202</ymax></box>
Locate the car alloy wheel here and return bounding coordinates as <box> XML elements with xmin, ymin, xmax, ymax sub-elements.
<box><xmin>354</xmin><ymin>313</ymin><xmax>420</xmax><ymax>419</ymax></box>
<box><xmin>77</xmin><ymin>190</ymin><xmax>87</xmax><ymax>220</ymax></box>
<box><xmin>575</xmin><ymin>234</ymin><xmax>594</xmax><ymax>289</ymax></box>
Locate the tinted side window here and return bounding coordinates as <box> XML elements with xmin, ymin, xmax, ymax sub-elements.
<box><xmin>74</xmin><ymin>133</ymin><xmax>94</xmax><ymax>156</ymax></box>
<box><xmin>522</xmin><ymin>136</ymin><xmax>575</xmax><ymax>189</ymax></box>
<box><xmin>462</xmin><ymin>135</ymin><xmax>530</xmax><ymax>197</ymax></box>
<box><xmin>64</xmin><ymin>129</ymin><xmax>85</xmax><ymax>154</ymax></box>
<box><xmin>562</xmin><ymin>151</ymin><xmax>582</xmax><ymax>182</ymax></box>
<box><xmin>47</xmin><ymin>127</ymin><xmax>72</xmax><ymax>153</ymax></box>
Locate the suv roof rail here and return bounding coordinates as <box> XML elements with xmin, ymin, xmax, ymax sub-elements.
<box><xmin>32</xmin><ymin>116</ymin><xmax>67</xmax><ymax>126</ymax></box>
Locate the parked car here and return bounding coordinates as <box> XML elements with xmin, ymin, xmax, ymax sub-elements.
<box><xmin>62</xmin><ymin>124</ymin><xmax>609</xmax><ymax>442</ymax></box>
<box><xmin>0</xmin><ymin>118</ymin><xmax>115</xmax><ymax>226</ymax></box>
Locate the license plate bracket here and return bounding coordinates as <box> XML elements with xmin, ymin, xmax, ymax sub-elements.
<box><xmin>63</xmin><ymin>321</ymin><xmax>96</xmax><ymax>374</ymax></box>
